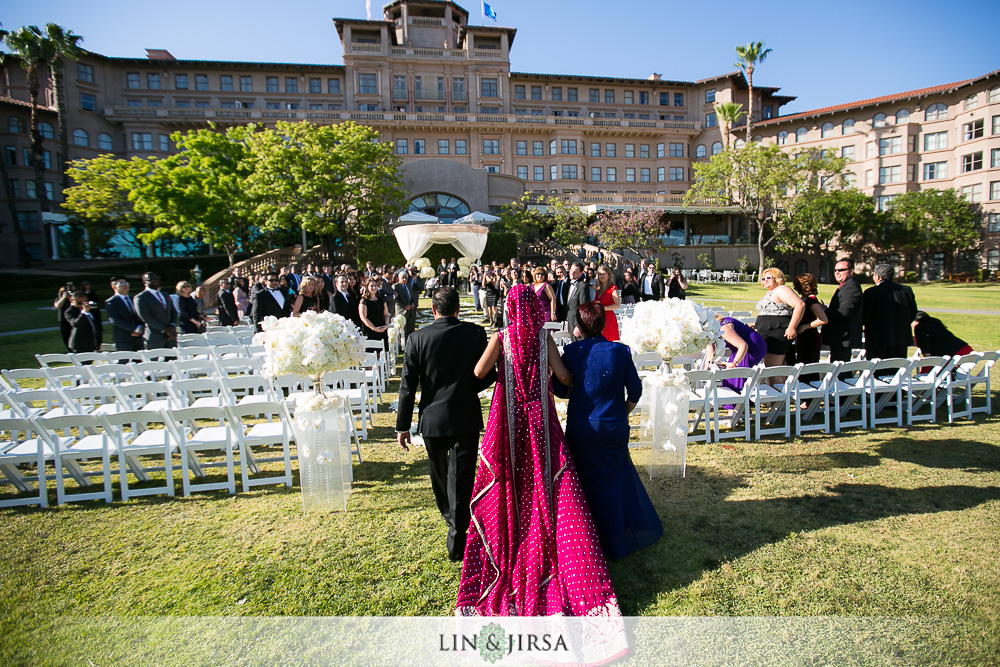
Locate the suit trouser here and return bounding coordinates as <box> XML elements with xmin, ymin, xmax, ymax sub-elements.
<box><xmin>828</xmin><ymin>343</ymin><xmax>853</xmax><ymax>363</ymax></box>
<box><xmin>422</xmin><ymin>432</ymin><xmax>480</xmax><ymax>559</ymax></box>
<box><xmin>115</xmin><ymin>339</ymin><xmax>145</xmax><ymax>353</ymax></box>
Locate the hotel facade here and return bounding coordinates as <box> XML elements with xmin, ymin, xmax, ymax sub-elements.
<box><xmin>1</xmin><ymin>0</ymin><xmax>997</xmax><ymax>279</ymax></box>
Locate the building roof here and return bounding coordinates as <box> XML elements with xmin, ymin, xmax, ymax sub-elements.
<box><xmin>757</xmin><ymin>68</ymin><xmax>1000</xmax><ymax>126</ymax></box>
<box><xmin>0</xmin><ymin>95</ymin><xmax>54</xmax><ymax>112</ymax></box>
<box><xmin>512</xmin><ymin>71</ymin><xmax>697</xmax><ymax>87</ymax></box>
<box><xmin>381</xmin><ymin>0</ymin><xmax>470</xmax><ymax>20</ymax></box>
<box><xmin>105</xmin><ymin>55</ymin><xmax>345</xmax><ymax>70</ymax></box>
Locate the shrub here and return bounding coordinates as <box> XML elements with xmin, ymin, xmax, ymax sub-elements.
<box><xmin>904</xmin><ymin>270</ymin><xmax>918</xmax><ymax>283</ymax></box>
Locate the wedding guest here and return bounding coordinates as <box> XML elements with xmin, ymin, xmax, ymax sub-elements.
<box><xmin>291</xmin><ymin>276</ymin><xmax>322</xmax><ymax>316</ymax></box>
<box><xmin>790</xmin><ymin>273</ymin><xmax>828</xmax><ymax>367</ymax></box>
<box><xmin>703</xmin><ymin>312</ymin><xmax>767</xmax><ymax>391</ymax></box>
<box><xmin>359</xmin><ymin>276</ymin><xmax>390</xmax><ymax>351</ymax></box>
<box><xmin>862</xmin><ymin>264</ymin><xmax>918</xmax><ymax>361</ymax></box>
<box><xmin>330</xmin><ymin>274</ymin><xmax>362</xmax><ymax>330</ymax></box>
<box><xmin>250</xmin><ymin>271</ymin><xmax>292</xmax><ymax>333</ymax></box>
<box><xmin>621</xmin><ymin>269</ymin><xmax>641</xmax><ymax>305</ymax></box>
<box><xmin>135</xmin><ymin>272</ymin><xmax>178</xmax><ymax>349</ymax></box>
<box><xmin>666</xmin><ymin>268</ymin><xmax>688</xmax><ymax>300</ymax></box>
<box><xmin>822</xmin><ymin>258</ymin><xmax>863</xmax><ymax>362</ymax></box>
<box><xmin>65</xmin><ymin>291</ymin><xmax>102</xmax><ymax>353</ymax></box>
<box><xmin>105</xmin><ymin>277</ymin><xmax>144</xmax><ymax>352</ymax></box>
<box><xmin>216</xmin><ymin>278</ymin><xmax>240</xmax><ymax>326</ymax></box>
<box><xmin>640</xmin><ymin>264</ymin><xmax>663</xmax><ymax>301</ymax></box>
<box><xmin>175</xmin><ymin>281</ymin><xmax>207</xmax><ymax>334</ymax></box>
<box><xmin>531</xmin><ymin>266</ymin><xmax>557</xmax><ymax>322</ymax></box>
<box><xmin>593</xmin><ymin>264</ymin><xmax>621</xmax><ymax>342</ymax></box>
<box><xmin>912</xmin><ymin>311</ymin><xmax>972</xmax><ymax>358</ymax></box>
<box><xmin>54</xmin><ymin>285</ymin><xmax>74</xmax><ymax>351</ymax></box>
<box><xmin>754</xmin><ymin>267</ymin><xmax>805</xmax><ymax>367</ymax></box>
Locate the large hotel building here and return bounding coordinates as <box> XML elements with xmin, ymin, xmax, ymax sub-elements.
<box><xmin>1</xmin><ymin>0</ymin><xmax>998</xmax><ymax>279</ymax></box>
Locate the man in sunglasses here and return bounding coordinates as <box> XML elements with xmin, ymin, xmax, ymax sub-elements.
<box><xmin>251</xmin><ymin>270</ymin><xmax>292</xmax><ymax>332</ymax></box>
<box><xmin>822</xmin><ymin>259</ymin><xmax>862</xmax><ymax>362</ymax></box>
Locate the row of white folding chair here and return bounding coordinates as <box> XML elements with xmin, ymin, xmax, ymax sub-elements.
<box><xmin>19</xmin><ymin>356</ymin><xmax>261</xmax><ymax>391</ymax></box>
<box><xmin>0</xmin><ymin>403</ymin><xmax>293</xmax><ymax>507</ymax></box>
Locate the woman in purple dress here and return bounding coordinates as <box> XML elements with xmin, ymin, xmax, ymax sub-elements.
<box><xmin>704</xmin><ymin>313</ymin><xmax>767</xmax><ymax>393</ymax></box>
<box><xmin>458</xmin><ymin>285</ymin><xmax>624</xmax><ymax>630</ymax></box>
<box><xmin>531</xmin><ymin>266</ymin><xmax>557</xmax><ymax>322</ymax></box>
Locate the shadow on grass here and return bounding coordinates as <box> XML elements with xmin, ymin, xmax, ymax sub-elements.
<box><xmin>878</xmin><ymin>436</ymin><xmax>1000</xmax><ymax>472</ymax></box>
<box><xmin>612</xmin><ymin>461</ymin><xmax>1000</xmax><ymax>614</ymax></box>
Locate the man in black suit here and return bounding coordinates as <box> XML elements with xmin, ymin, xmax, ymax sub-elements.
<box><xmin>65</xmin><ymin>291</ymin><xmax>102</xmax><ymax>353</ymax></box>
<box><xmin>862</xmin><ymin>263</ymin><xmax>918</xmax><ymax>361</ymax></box>
<box><xmin>250</xmin><ymin>270</ymin><xmax>292</xmax><ymax>332</ymax></box>
<box><xmin>565</xmin><ymin>261</ymin><xmax>592</xmax><ymax>340</ymax></box>
<box><xmin>553</xmin><ymin>265</ymin><xmax>570</xmax><ymax>323</ymax></box>
<box><xmin>329</xmin><ymin>273</ymin><xmax>362</xmax><ymax>330</ymax></box>
<box><xmin>105</xmin><ymin>277</ymin><xmax>144</xmax><ymax>352</ymax></box>
<box><xmin>822</xmin><ymin>258</ymin><xmax>863</xmax><ymax>362</ymax></box>
<box><xmin>396</xmin><ymin>287</ymin><xmax>496</xmax><ymax>561</ymax></box>
<box><xmin>639</xmin><ymin>263</ymin><xmax>664</xmax><ymax>301</ymax></box>
<box><xmin>134</xmin><ymin>272</ymin><xmax>177</xmax><ymax>349</ymax></box>
<box><xmin>393</xmin><ymin>270</ymin><xmax>416</xmax><ymax>338</ymax></box>
<box><xmin>216</xmin><ymin>278</ymin><xmax>240</xmax><ymax>327</ymax></box>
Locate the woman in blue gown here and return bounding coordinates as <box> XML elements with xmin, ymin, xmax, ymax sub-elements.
<box><xmin>554</xmin><ymin>300</ymin><xmax>663</xmax><ymax>560</ymax></box>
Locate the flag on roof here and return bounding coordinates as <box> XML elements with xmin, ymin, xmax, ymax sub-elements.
<box><xmin>482</xmin><ymin>1</ymin><xmax>497</xmax><ymax>21</ymax></box>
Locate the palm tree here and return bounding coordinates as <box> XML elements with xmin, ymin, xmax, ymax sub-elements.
<box><xmin>44</xmin><ymin>24</ymin><xmax>84</xmax><ymax>193</ymax></box>
<box><xmin>714</xmin><ymin>102</ymin><xmax>745</xmax><ymax>149</ymax></box>
<box><xmin>734</xmin><ymin>41</ymin><xmax>772</xmax><ymax>142</ymax></box>
<box><xmin>2</xmin><ymin>25</ymin><xmax>54</xmax><ymax>266</ymax></box>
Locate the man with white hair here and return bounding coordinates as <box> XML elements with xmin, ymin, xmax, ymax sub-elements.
<box><xmin>862</xmin><ymin>263</ymin><xmax>918</xmax><ymax>361</ymax></box>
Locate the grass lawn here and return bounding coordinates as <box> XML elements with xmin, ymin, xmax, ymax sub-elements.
<box><xmin>1</xmin><ymin>291</ymin><xmax>998</xmax><ymax>664</ymax></box>
<box><xmin>0</xmin><ymin>299</ymin><xmax>60</xmax><ymax>334</ymax></box>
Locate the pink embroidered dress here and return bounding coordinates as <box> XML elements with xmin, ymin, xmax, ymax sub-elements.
<box><xmin>457</xmin><ymin>284</ymin><xmax>624</xmax><ymax>625</ymax></box>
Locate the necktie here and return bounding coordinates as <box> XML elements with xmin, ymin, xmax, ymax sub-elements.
<box><xmin>122</xmin><ymin>295</ymin><xmax>134</xmax><ymax>314</ymax></box>
<box><xmin>155</xmin><ymin>290</ymin><xmax>165</xmax><ymax>308</ymax></box>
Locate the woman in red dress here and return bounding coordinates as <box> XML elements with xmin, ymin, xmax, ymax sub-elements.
<box><xmin>594</xmin><ymin>265</ymin><xmax>621</xmax><ymax>342</ymax></box>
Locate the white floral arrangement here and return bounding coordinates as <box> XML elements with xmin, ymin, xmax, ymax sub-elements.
<box><xmin>252</xmin><ymin>310</ymin><xmax>366</xmax><ymax>380</ymax></box>
<box><xmin>293</xmin><ymin>392</ymin><xmax>348</xmax><ymax>426</ymax></box>
<box><xmin>412</xmin><ymin>257</ymin><xmax>436</xmax><ymax>280</ymax></box>
<box><xmin>643</xmin><ymin>367</ymin><xmax>691</xmax><ymax>389</ymax></box>
<box><xmin>619</xmin><ymin>298</ymin><xmax>722</xmax><ymax>361</ymax></box>
<box><xmin>456</xmin><ymin>256</ymin><xmax>474</xmax><ymax>279</ymax></box>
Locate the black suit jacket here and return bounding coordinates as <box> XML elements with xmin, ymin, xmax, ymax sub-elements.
<box><xmin>251</xmin><ymin>287</ymin><xmax>292</xmax><ymax>330</ymax></box>
<box><xmin>105</xmin><ymin>294</ymin><xmax>143</xmax><ymax>345</ymax></box>
<box><xmin>823</xmin><ymin>276</ymin><xmax>863</xmax><ymax>349</ymax></box>
<box><xmin>395</xmin><ymin>317</ymin><xmax>496</xmax><ymax>437</ymax></box>
<box><xmin>565</xmin><ymin>279</ymin><xmax>592</xmax><ymax>338</ymax></box>
<box><xmin>216</xmin><ymin>288</ymin><xmax>239</xmax><ymax>326</ymax></box>
<box><xmin>65</xmin><ymin>306</ymin><xmax>101</xmax><ymax>352</ymax></box>
<box><xmin>641</xmin><ymin>272</ymin><xmax>664</xmax><ymax>299</ymax></box>
<box><xmin>553</xmin><ymin>280</ymin><xmax>571</xmax><ymax>322</ymax></box>
<box><xmin>862</xmin><ymin>280</ymin><xmax>918</xmax><ymax>351</ymax></box>
<box><xmin>330</xmin><ymin>291</ymin><xmax>362</xmax><ymax>329</ymax></box>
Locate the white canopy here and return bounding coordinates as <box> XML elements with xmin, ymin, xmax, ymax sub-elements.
<box><xmin>392</xmin><ymin>224</ymin><xmax>489</xmax><ymax>262</ymax></box>
<box><xmin>454</xmin><ymin>210</ymin><xmax>500</xmax><ymax>224</ymax></box>
<box><xmin>397</xmin><ymin>211</ymin><xmax>439</xmax><ymax>223</ymax></box>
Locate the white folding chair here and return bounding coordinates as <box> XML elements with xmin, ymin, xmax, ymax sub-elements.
<box><xmin>37</xmin><ymin>414</ymin><xmax>114</xmax><ymax>505</ymax></box>
<box><xmin>43</xmin><ymin>365</ymin><xmax>94</xmax><ymax>390</ymax></box>
<box><xmin>177</xmin><ymin>333</ymin><xmax>208</xmax><ymax>346</ymax></box>
<box><xmin>364</xmin><ymin>341</ymin><xmax>389</xmax><ymax>391</ymax></box>
<box><xmin>712</xmin><ymin>367</ymin><xmax>759</xmax><ymax>442</ymax></box>
<box><xmin>35</xmin><ymin>353</ymin><xmax>78</xmax><ymax>368</ymax></box>
<box><xmin>164</xmin><ymin>406</ymin><xmax>237</xmax><ymax>496</ymax></box>
<box><xmin>752</xmin><ymin>365</ymin><xmax>797</xmax><ymax>439</ymax></box>
<box><xmin>633</xmin><ymin>352</ymin><xmax>665</xmax><ymax>380</ymax></box>
<box><xmin>172</xmin><ymin>358</ymin><xmax>217</xmax><ymax>380</ymax></box>
<box><xmin>220</xmin><ymin>375</ymin><xmax>278</xmax><ymax>407</ymax></box>
<box><xmin>170</xmin><ymin>378</ymin><xmax>226</xmax><ymax>409</ymax></box>
<box><xmin>792</xmin><ymin>362</ymin><xmax>836</xmax><ymax>435</ymax></box>
<box><xmin>72</xmin><ymin>352</ymin><xmax>111</xmax><ymax>366</ymax></box>
<box><xmin>86</xmin><ymin>363</ymin><xmax>140</xmax><ymax>386</ymax></box>
<box><xmin>867</xmin><ymin>358</ymin><xmax>911</xmax><ymax>427</ymax></box>
<box><xmin>115</xmin><ymin>381</ymin><xmax>178</xmax><ymax>413</ymax></box>
<box><xmin>830</xmin><ymin>360</ymin><xmax>872</xmax><ymax>432</ymax></box>
<box><xmin>141</xmin><ymin>348</ymin><xmax>180</xmax><ymax>363</ymax></box>
<box><xmin>1</xmin><ymin>391</ymin><xmax>41</xmax><ymax>420</ymax></box>
<box><xmin>730</xmin><ymin>311</ymin><xmax>752</xmax><ymax>319</ymax></box>
<box><xmin>61</xmin><ymin>385</ymin><xmax>130</xmax><ymax>417</ymax></box>
<box><xmin>0</xmin><ymin>418</ymin><xmax>53</xmax><ymax>508</ymax></box>
<box><xmin>228</xmin><ymin>401</ymin><xmax>294</xmax><ymax>491</ymax></box>
<box><xmin>274</xmin><ymin>374</ymin><xmax>314</xmax><ymax>411</ymax></box>
<box><xmin>682</xmin><ymin>369</ymin><xmax>714</xmax><ymax>443</ymax></box>
<box><xmin>9</xmin><ymin>388</ymin><xmax>77</xmax><ymax>419</ymax></box>
<box><xmin>107</xmin><ymin>351</ymin><xmax>145</xmax><ymax>364</ymax></box>
<box><xmin>102</xmin><ymin>410</ymin><xmax>176</xmax><ymax>501</ymax></box>
<box><xmin>961</xmin><ymin>350</ymin><xmax>997</xmax><ymax>416</ymax></box>
<box><xmin>2</xmin><ymin>368</ymin><xmax>51</xmax><ymax>391</ymax></box>
<box><xmin>214</xmin><ymin>357</ymin><xmax>260</xmax><ymax>378</ymax></box>
<box><xmin>551</xmin><ymin>332</ymin><xmax>573</xmax><ymax>350</ymax></box>
<box><xmin>945</xmin><ymin>353</ymin><xmax>980</xmax><ymax>422</ymax></box>
<box><xmin>130</xmin><ymin>361</ymin><xmax>175</xmax><ymax>383</ymax></box>
<box><xmin>211</xmin><ymin>344</ymin><xmax>249</xmax><ymax>359</ymax></box>
<box><xmin>904</xmin><ymin>356</ymin><xmax>951</xmax><ymax>425</ymax></box>
<box><xmin>542</xmin><ymin>322</ymin><xmax>563</xmax><ymax>332</ymax></box>
<box><xmin>206</xmin><ymin>336</ymin><xmax>242</xmax><ymax>347</ymax></box>
<box><xmin>360</xmin><ymin>353</ymin><xmax>383</xmax><ymax>409</ymax></box>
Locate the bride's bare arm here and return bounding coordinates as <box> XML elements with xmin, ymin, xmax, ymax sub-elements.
<box><xmin>474</xmin><ymin>332</ymin><xmax>501</xmax><ymax>379</ymax></box>
<box><xmin>547</xmin><ymin>335</ymin><xmax>573</xmax><ymax>386</ymax></box>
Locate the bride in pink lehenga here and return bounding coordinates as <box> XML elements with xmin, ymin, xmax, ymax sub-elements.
<box><xmin>457</xmin><ymin>284</ymin><xmax>624</xmax><ymax>627</ymax></box>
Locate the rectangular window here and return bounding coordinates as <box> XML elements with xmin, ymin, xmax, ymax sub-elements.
<box><xmin>993</xmin><ymin>115</ymin><xmax>1000</xmax><ymax>135</ymax></box>
<box><xmin>877</xmin><ymin>195</ymin><xmax>897</xmax><ymax>211</ymax></box>
<box><xmin>879</xmin><ymin>136</ymin><xmax>901</xmax><ymax>155</ymax></box>
<box><xmin>432</xmin><ymin>139</ymin><xmax>447</xmax><ymax>155</ymax></box>
<box><xmin>624</xmin><ymin>91</ymin><xmax>634</xmax><ymax>105</ymax></box>
<box><xmin>413</xmin><ymin>139</ymin><xmax>425</xmax><ymax>155</ymax></box>
<box><xmin>625</xmin><ymin>167</ymin><xmax>636</xmax><ymax>182</ymax></box>
<box><xmin>562</xmin><ymin>165</ymin><xmax>577</xmax><ymax>179</ymax></box>
<box><xmin>659</xmin><ymin>92</ymin><xmax>670</xmax><ymax>106</ymax></box>
<box><xmin>239</xmin><ymin>75</ymin><xmax>253</xmax><ymax>92</ymax></box>
<box><xmin>80</xmin><ymin>93</ymin><xmax>96</xmax><ymax>111</ymax></box>
<box><xmin>517</xmin><ymin>166</ymin><xmax>528</xmax><ymax>179</ymax></box>
<box><xmin>550</xmin><ymin>165</ymin><xmax>558</xmax><ymax>180</ymax></box>
<box><xmin>514</xmin><ymin>85</ymin><xmax>525</xmax><ymax>100</ymax></box>
<box><xmin>962</xmin><ymin>152</ymin><xmax>983</xmax><ymax>172</ymax></box>
<box><xmin>196</xmin><ymin>101</ymin><xmax>211</xmax><ymax>108</ymax></box>
<box><xmin>77</xmin><ymin>63</ymin><xmax>94</xmax><ymax>82</ymax></box>
<box><xmin>878</xmin><ymin>165</ymin><xmax>902</xmax><ymax>184</ymax></box>
<box><xmin>841</xmin><ymin>145</ymin><xmax>855</xmax><ymax>161</ymax></box>
<box><xmin>533</xmin><ymin>166</ymin><xmax>544</xmax><ymax>181</ymax></box>
<box><xmin>590</xmin><ymin>89</ymin><xmax>600</xmax><ymax>103</ymax></box>
<box><xmin>42</xmin><ymin>151</ymin><xmax>51</xmax><ymax>170</ymax></box>
<box><xmin>653</xmin><ymin>143</ymin><xmax>663</xmax><ymax>158</ymax></box>
<box><xmin>146</xmin><ymin>99</ymin><xmax>161</xmax><ymax>107</ymax></box>
<box><xmin>865</xmin><ymin>170</ymin><xmax>874</xmax><ymax>186</ymax></box>
<box><xmin>285</xmin><ymin>77</ymin><xmax>298</xmax><ymax>93</ymax></box>
<box><xmin>515</xmin><ymin>140</ymin><xmax>527</xmax><ymax>156</ymax></box>
<box><xmin>640</xmin><ymin>167</ymin><xmax>650</xmax><ymax>182</ymax></box>
<box><xmin>455</xmin><ymin>140</ymin><xmax>467</xmax><ymax>155</ymax></box>
<box><xmin>923</xmin><ymin>131</ymin><xmax>947</xmax><ymax>151</ymax></box>
<box><xmin>674</xmin><ymin>92</ymin><xmax>684</xmax><ymax>107</ymax></box>
<box><xmin>551</xmin><ymin>87</ymin><xmax>562</xmax><ymax>101</ymax></box>
<box><xmin>669</xmin><ymin>142</ymin><xmax>684</xmax><ymax>158</ymax></box>
<box><xmin>309</xmin><ymin>77</ymin><xmax>321</xmax><ymax>94</ymax></box>
<box><xmin>3</xmin><ymin>146</ymin><xmax>15</xmax><ymax>166</ymax></box>
<box><xmin>657</xmin><ymin>167</ymin><xmax>665</xmax><ymax>182</ymax></box>
<box><xmin>962</xmin><ymin>119</ymin><xmax>984</xmax><ymax>141</ymax></box>
<box><xmin>549</xmin><ymin>140</ymin><xmax>557</xmax><ymax>156</ymax></box>
<box><xmin>591</xmin><ymin>167</ymin><xmax>601</xmax><ymax>182</ymax></box>
<box><xmin>266</xmin><ymin>76</ymin><xmax>279</xmax><ymax>93</ymax></box>
<box><xmin>9</xmin><ymin>179</ymin><xmax>17</xmax><ymax>197</ymax></box>
<box><xmin>395</xmin><ymin>139</ymin><xmax>408</xmax><ymax>154</ymax></box>
<box><xmin>392</xmin><ymin>76</ymin><xmax>407</xmax><ymax>100</ymax></box>
<box><xmin>530</xmin><ymin>85</ymin><xmax>542</xmax><ymax>100</ymax></box>
<box><xmin>175</xmin><ymin>100</ymin><xmax>190</xmax><ymax>108</ymax></box>
<box><xmin>605</xmin><ymin>90</ymin><xmax>615</xmax><ymax>104</ymax></box>
<box><xmin>481</xmin><ymin>78</ymin><xmax>498</xmax><ymax>98</ymax></box>
<box><xmin>328</xmin><ymin>78</ymin><xmax>341</xmax><ymax>94</ymax></box>
<box><xmin>25</xmin><ymin>180</ymin><xmax>37</xmax><ymax>198</ymax></box>
<box><xmin>993</xmin><ymin>148</ymin><xmax>1000</xmax><ymax>168</ymax></box>
<box><xmin>567</xmin><ymin>87</ymin><xmax>578</xmax><ymax>102</ymax></box>
<box><xmin>126</xmin><ymin>73</ymin><xmax>140</xmax><ymax>89</ymax></box>
<box><xmin>961</xmin><ymin>184</ymin><xmax>982</xmax><ymax>202</ymax></box>
<box><xmin>639</xmin><ymin>91</ymin><xmax>648</xmax><ymax>105</ymax></box>
<box><xmin>589</xmin><ymin>143</ymin><xmax>600</xmax><ymax>158</ymax></box>
<box><xmin>358</xmin><ymin>73</ymin><xmax>377</xmax><ymax>95</ymax></box>
<box><xmin>607</xmin><ymin>167</ymin><xmax>616</xmax><ymax>182</ymax></box>
<box><xmin>131</xmin><ymin>132</ymin><xmax>153</xmax><ymax>150</ymax></box>
<box><xmin>147</xmin><ymin>73</ymin><xmax>160</xmax><ymax>89</ymax></box>
<box><xmin>560</xmin><ymin>139</ymin><xmax>577</xmax><ymax>155</ymax></box>
<box><xmin>990</xmin><ymin>181</ymin><xmax>1000</xmax><ymax>201</ymax></box>
<box><xmin>606</xmin><ymin>143</ymin><xmax>616</xmax><ymax>158</ymax></box>
<box><xmin>705</xmin><ymin>88</ymin><xmax>716</xmax><ymax>103</ymax></box>
<box><xmin>308</xmin><ymin>103</ymin><xmax>322</xmax><ymax>110</ymax></box>
<box><xmin>625</xmin><ymin>144</ymin><xmax>635</xmax><ymax>158</ymax></box>
<box><xmin>483</xmin><ymin>139</ymin><xmax>500</xmax><ymax>154</ymax></box>
<box><xmin>922</xmin><ymin>162</ymin><xmax>947</xmax><ymax>180</ymax></box>
<box><xmin>669</xmin><ymin>167</ymin><xmax>684</xmax><ymax>181</ymax></box>
<box><xmin>989</xmin><ymin>213</ymin><xmax>1000</xmax><ymax>233</ymax></box>
<box><xmin>175</xmin><ymin>74</ymin><xmax>188</xmax><ymax>90</ymax></box>
<box><xmin>195</xmin><ymin>75</ymin><xmax>208</xmax><ymax>91</ymax></box>
<box><xmin>158</xmin><ymin>134</ymin><xmax>169</xmax><ymax>152</ymax></box>
<box><xmin>639</xmin><ymin>144</ymin><xmax>650</xmax><ymax>159</ymax></box>
<box><xmin>705</xmin><ymin>112</ymin><xmax>716</xmax><ymax>128</ymax></box>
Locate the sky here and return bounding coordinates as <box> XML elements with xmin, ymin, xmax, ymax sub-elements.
<box><xmin>3</xmin><ymin>0</ymin><xmax>997</xmax><ymax>115</ymax></box>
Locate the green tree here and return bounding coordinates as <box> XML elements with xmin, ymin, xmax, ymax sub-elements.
<box><xmin>43</xmin><ymin>24</ymin><xmax>84</xmax><ymax>193</ymax></box>
<box><xmin>62</xmin><ymin>154</ymin><xmax>160</xmax><ymax>259</ymax></box>
<box><xmin>2</xmin><ymin>25</ymin><xmax>56</xmax><ymax>265</ymax></box>
<box><xmin>778</xmin><ymin>188</ymin><xmax>885</xmax><ymax>271</ymax></box>
<box><xmin>714</xmin><ymin>102</ymin><xmax>745</xmax><ymax>148</ymax></box>
<box><xmin>589</xmin><ymin>207</ymin><xmax>667</xmax><ymax>258</ymax></box>
<box><xmin>884</xmin><ymin>189</ymin><xmax>982</xmax><ymax>281</ymax></box>
<box><xmin>246</xmin><ymin>121</ymin><xmax>406</xmax><ymax>261</ymax></box>
<box><xmin>734</xmin><ymin>40</ymin><xmax>772</xmax><ymax>142</ymax></box>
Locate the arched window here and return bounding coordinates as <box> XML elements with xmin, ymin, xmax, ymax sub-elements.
<box><xmin>895</xmin><ymin>109</ymin><xmax>910</xmax><ymax>123</ymax></box>
<box><xmin>821</xmin><ymin>122</ymin><xmax>834</xmax><ymax>138</ymax></box>
<box><xmin>873</xmin><ymin>113</ymin><xmax>887</xmax><ymax>128</ymax></box>
<box><xmin>924</xmin><ymin>103</ymin><xmax>947</xmax><ymax>121</ymax></box>
<box><xmin>407</xmin><ymin>193</ymin><xmax>470</xmax><ymax>223</ymax></box>
<box><xmin>7</xmin><ymin>117</ymin><xmax>24</xmax><ymax>133</ymax></box>
<box><xmin>842</xmin><ymin>118</ymin><xmax>855</xmax><ymax>134</ymax></box>
<box><xmin>72</xmin><ymin>129</ymin><xmax>89</xmax><ymax>147</ymax></box>
<box><xmin>964</xmin><ymin>94</ymin><xmax>978</xmax><ymax>110</ymax></box>
<box><xmin>711</xmin><ymin>141</ymin><xmax>723</xmax><ymax>155</ymax></box>
<box><xmin>777</xmin><ymin>130</ymin><xmax>788</xmax><ymax>145</ymax></box>
<box><xmin>795</xmin><ymin>127</ymin><xmax>808</xmax><ymax>142</ymax></box>
<box><xmin>97</xmin><ymin>133</ymin><xmax>114</xmax><ymax>151</ymax></box>
<box><xmin>793</xmin><ymin>259</ymin><xmax>809</xmax><ymax>277</ymax></box>
<box><xmin>733</xmin><ymin>137</ymin><xmax>745</xmax><ymax>149</ymax></box>
<box><xmin>990</xmin><ymin>87</ymin><xmax>1000</xmax><ymax>104</ymax></box>
<box><xmin>38</xmin><ymin>122</ymin><xmax>55</xmax><ymax>139</ymax></box>
<box><xmin>695</xmin><ymin>144</ymin><xmax>706</xmax><ymax>158</ymax></box>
